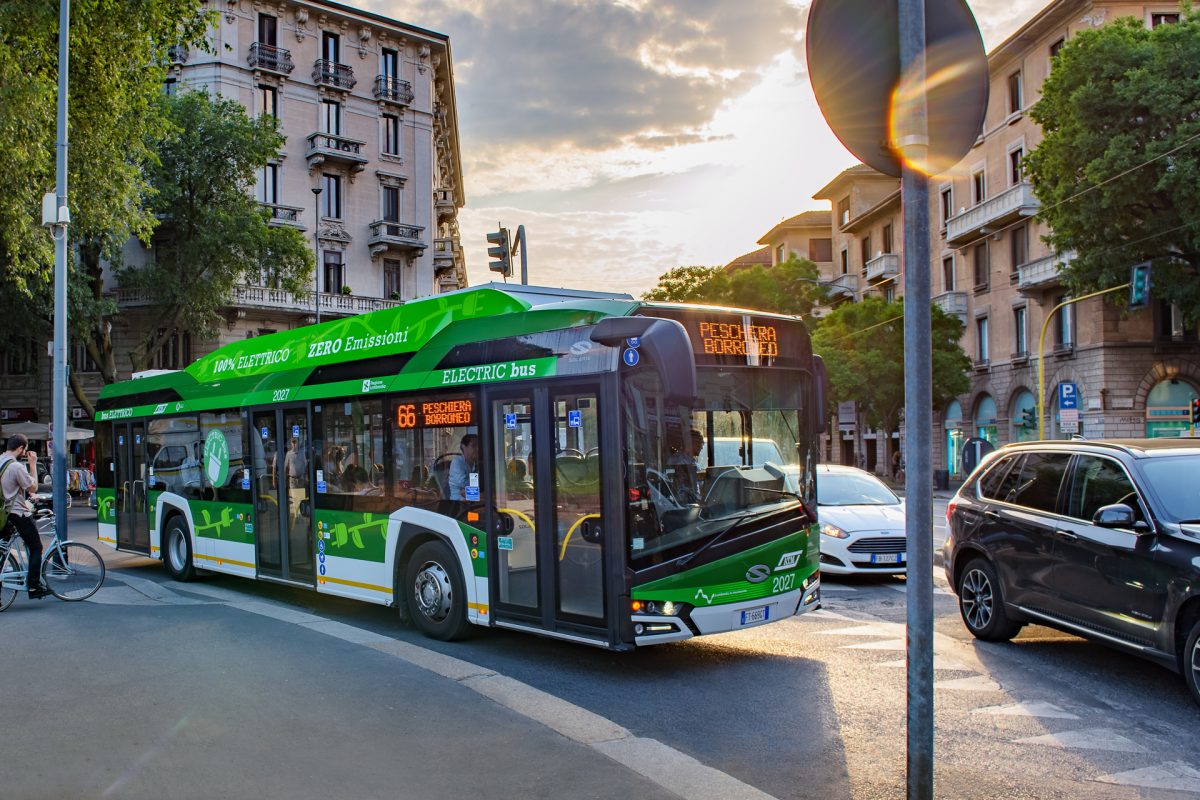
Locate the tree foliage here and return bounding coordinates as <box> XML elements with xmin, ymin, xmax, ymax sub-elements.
<box><xmin>1026</xmin><ymin>10</ymin><xmax>1200</xmax><ymax>321</ymax></box>
<box><xmin>811</xmin><ymin>298</ymin><xmax>971</xmax><ymax>433</ymax></box>
<box><xmin>642</xmin><ymin>257</ymin><xmax>830</xmax><ymax>317</ymax></box>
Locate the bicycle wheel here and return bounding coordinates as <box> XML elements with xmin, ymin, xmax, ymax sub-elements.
<box><xmin>42</xmin><ymin>542</ymin><xmax>105</xmax><ymax>601</ymax></box>
<box><xmin>0</xmin><ymin>550</ymin><xmax>21</xmax><ymax>611</ymax></box>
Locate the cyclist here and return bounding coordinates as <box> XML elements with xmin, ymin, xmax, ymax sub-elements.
<box><xmin>1</xmin><ymin>434</ymin><xmax>48</xmax><ymax>599</ymax></box>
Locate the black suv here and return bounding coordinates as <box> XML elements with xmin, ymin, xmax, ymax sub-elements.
<box><xmin>943</xmin><ymin>439</ymin><xmax>1200</xmax><ymax>706</ymax></box>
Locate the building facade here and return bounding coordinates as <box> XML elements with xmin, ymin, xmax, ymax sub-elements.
<box><xmin>0</xmin><ymin>0</ymin><xmax>466</xmax><ymax>431</ymax></box>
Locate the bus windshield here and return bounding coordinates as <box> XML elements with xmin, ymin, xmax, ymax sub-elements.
<box><xmin>623</xmin><ymin>367</ymin><xmax>816</xmax><ymax>567</ymax></box>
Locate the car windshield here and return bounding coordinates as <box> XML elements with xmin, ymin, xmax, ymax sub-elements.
<box><xmin>622</xmin><ymin>367</ymin><xmax>817</xmax><ymax>567</ymax></box>
<box><xmin>817</xmin><ymin>472</ymin><xmax>900</xmax><ymax>506</ymax></box>
<box><xmin>1139</xmin><ymin>456</ymin><xmax>1200</xmax><ymax>522</ymax></box>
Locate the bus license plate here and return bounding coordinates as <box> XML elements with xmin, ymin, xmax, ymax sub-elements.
<box><xmin>740</xmin><ymin>606</ymin><xmax>769</xmax><ymax>626</ymax></box>
<box><xmin>871</xmin><ymin>553</ymin><xmax>903</xmax><ymax>564</ymax></box>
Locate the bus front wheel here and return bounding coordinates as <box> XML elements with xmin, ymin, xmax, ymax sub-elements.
<box><xmin>405</xmin><ymin>540</ymin><xmax>469</xmax><ymax>641</ymax></box>
<box><xmin>163</xmin><ymin>517</ymin><xmax>197</xmax><ymax>582</ymax></box>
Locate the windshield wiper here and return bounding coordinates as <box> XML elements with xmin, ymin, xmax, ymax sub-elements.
<box><xmin>677</xmin><ymin>510</ymin><xmax>756</xmax><ymax>569</ymax></box>
<box><xmin>744</xmin><ymin>485</ymin><xmax>803</xmax><ymax>502</ymax></box>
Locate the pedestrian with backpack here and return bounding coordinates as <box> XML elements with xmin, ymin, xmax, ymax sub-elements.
<box><xmin>1</xmin><ymin>434</ymin><xmax>48</xmax><ymax>599</ymax></box>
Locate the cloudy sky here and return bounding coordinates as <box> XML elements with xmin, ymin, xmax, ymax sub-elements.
<box><xmin>371</xmin><ymin>0</ymin><xmax>1050</xmax><ymax>294</ymax></box>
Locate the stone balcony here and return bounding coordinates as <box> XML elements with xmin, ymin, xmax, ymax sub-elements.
<box><xmin>435</xmin><ymin>188</ymin><xmax>456</xmax><ymax>220</ymax></box>
<box><xmin>260</xmin><ymin>202</ymin><xmax>307</xmax><ymax>229</ymax></box>
<box><xmin>368</xmin><ymin>220</ymin><xmax>425</xmax><ymax>259</ymax></box>
<box><xmin>305</xmin><ymin>132</ymin><xmax>368</xmax><ymax>173</ymax></box>
<box><xmin>432</xmin><ymin>236</ymin><xmax>461</xmax><ymax>269</ymax></box>
<box><xmin>112</xmin><ymin>286</ymin><xmax>401</xmax><ymax>318</ymax></box>
<box><xmin>1018</xmin><ymin>250</ymin><xmax>1074</xmax><ymax>292</ymax></box>
<box><xmin>946</xmin><ymin>182</ymin><xmax>1039</xmax><ymax>246</ymax></box>
<box><xmin>312</xmin><ymin>59</ymin><xmax>355</xmax><ymax>91</ymax></box>
<box><xmin>247</xmin><ymin>42</ymin><xmax>294</xmax><ymax>75</ymax></box>
<box><xmin>828</xmin><ymin>272</ymin><xmax>859</xmax><ymax>298</ymax></box>
<box><xmin>933</xmin><ymin>290</ymin><xmax>968</xmax><ymax>320</ymax></box>
<box><xmin>864</xmin><ymin>252</ymin><xmax>900</xmax><ymax>283</ymax></box>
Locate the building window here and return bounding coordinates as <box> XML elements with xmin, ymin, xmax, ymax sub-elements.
<box><xmin>941</xmin><ymin>186</ymin><xmax>953</xmax><ymax>225</ymax></box>
<box><xmin>1049</xmin><ymin>37</ymin><xmax>1065</xmax><ymax>59</ymax></box>
<box><xmin>883</xmin><ymin>284</ymin><xmax>896</xmax><ymax>303</ymax></box>
<box><xmin>1055</xmin><ymin>294</ymin><xmax>1074</xmax><ymax>348</ymax></box>
<box><xmin>972</xmin><ymin>170</ymin><xmax>986</xmax><ymax>205</ymax></box>
<box><xmin>1009</xmin><ymin>147</ymin><xmax>1024</xmax><ymax>185</ymax></box>
<box><xmin>976</xmin><ymin>317</ymin><xmax>989</xmax><ymax>363</ymax></box>
<box><xmin>323</xmin><ymin>31</ymin><xmax>340</xmax><ymax>62</ymax></box>
<box><xmin>153</xmin><ymin>330</ymin><xmax>191</xmax><ymax>371</ymax></box>
<box><xmin>323</xmin><ymin>250</ymin><xmax>344</xmax><ymax>293</ymax></box>
<box><xmin>72</xmin><ymin>341</ymin><xmax>98</xmax><ymax>374</ymax></box>
<box><xmin>1007</xmin><ymin>71</ymin><xmax>1023</xmax><ymax>114</ymax></box>
<box><xmin>258</xmin><ymin>13</ymin><xmax>277</xmax><ymax>46</ymax></box>
<box><xmin>381</xmin><ymin>47</ymin><xmax>399</xmax><ymax>79</ymax></box>
<box><xmin>1010</xmin><ymin>222</ymin><xmax>1028</xmax><ymax>272</ymax></box>
<box><xmin>259</xmin><ymin>163</ymin><xmax>279</xmax><ymax>204</ymax></box>
<box><xmin>384</xmin><ymin>259</ymin><xmax>403</xmax><ymax>299</ymax></box>
<box><xmin>840</xmin><ymin>248</ymin><xmax>849</xmax><ymax>275</ymax></box>
<box><xmin>2</xmin><ymin>341</ymin><xmax>36</xmax><ymax>375</ymax></box>
<box><xmin>382</xmin><ymin>186</ymin><xmax>400</xmax><ymax>222</ymax></box>
<box><xmin>163</xmin><ymin>77</ymin><xmax>177</xmax><ymax>96</ymax></box>
<box><xmin>258</xmin><ymin>85</ymin><xmax>278</xmax><ymax>119</ymax></box>
<box><xmin>942</xmin><ymin>256</ymin><xmax>955</xmax><ymax>291</ymax></box>
<box><xmin>1151</xmin><ymin>12</ymin><xmax>1180</xmax><ymax>27</ymax></box>
<box><xmin>810</xmin><ymin>238</ymin><xmax>832</xmax><ymax>262</ymax></box>
<box><xmin>973</xmin><ymin>242</ymin><xmax>989</xmax><ymax>289</ymax></box>
<box><xmin>382</xmin><ymin>114</ymin><xmax>400</xmax><ymax>155</ymax></box>
<box><xmin>775</xmin><ymin>244</ymin><xmax>786</xmax><ymax>264</ymax></box>
<box><xmin>882</xmin><ymin>223</ymin><xmax>894</xmax><ymax>254</ymax></box>
<box><xmin>321</xmin><ymin>173</ymin><xmax>342</xmax><ymax>219</ymax></box>
<box><xmin>838</xmin><ymin>197</ymin><xmax>850</xmax><ymax>226</ymax></box>
<box><xmin>860</xmin><ymin>235</ymin><xmax>872</xmax><ymax>268</ymax></box>
<box><xmin>320</xmin><ymin>100</ymin><xmax>341</xmax><ymax>136</ymax></box>
<box><xmin>1013</xmin><ymin>306</ymin><xmax>1027</xmax><ymax>356</ymax></box>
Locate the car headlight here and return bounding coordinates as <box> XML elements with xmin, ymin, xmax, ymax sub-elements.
<box><xmin>821</xmin><ymin>523</ymin><xmax>850</xmax><ymax>539</ymax></box>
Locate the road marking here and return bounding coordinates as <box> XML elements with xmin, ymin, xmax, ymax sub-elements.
<box><xmin>842</xmin><ymin>638</ymin><xmax>907</xmax><ymax>650</ymax></box>
<box><xmin>887</xmin><ymin>584</ymin><xmax>953</xmax><ymax>596</ymax></box>
<box><xmin>877</xmin><ymin>657</ymin><xmax>973</xmax><ymax>671</ymax></box>
<box><xmin>1096</xmin><ymin>761</ymin><xmax>1200</xmax><ymax>792</ymax></box>
<box><xmin>595</xmin><ymin>737</ymin><xmax>776</xmax><ymax>800</ymax></box>
<box><xmin>806</xmin><ymin>609</ymin><xmax>855</xmax><ymax>621</ymax></box>
<box><xmin>973</xmin><ymin>701</ymin><xmax>1079</xmax><ymax>719</ymax></box>
<box><xmin>818</xmin><ymin>584</ymin><xmax>856</xmax><ymax>592</ymax></box>
<box><xmin>1014</xmin><ymin>728</ymin><xmax>1147</xmax><ymax>753</ymax></box>
<box><xmin>934</xmin><ymin>675</ymin><xmax>1000</xmax><ymax>692</ymax></box>
<box><xmin>818</xmin><ymin>624</ymin><xmax>902</xmax><ymax>637</ymax></box>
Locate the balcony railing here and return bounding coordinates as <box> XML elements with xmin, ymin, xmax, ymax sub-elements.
<box><xmin>113</xmin><ymin>286</ymin><xmax>401</xmax><ymax>317</ymax></box>
<box><xmin>368</xmin><ymin>220</ymin><xmax>425</xmax><ymax>258</ymax></box>
<box><xmin>313</xmin><ymin>59</ymin><xmax>356</xmax><ymax>90</ymax></box>
<box><xmin>945</xmin><ymin>182</ymin><xmax>1039</xmax><ymax>246</ymax></box>
<box><xmin>260</xmin><ymin>202</ymin><xmax>307</xmax><ymax>227</ymax></box>
<box><xmin>932</xmin><ymin>290</ymin><xmax>968</xmax><ymax>318</ymax></box>
<box><xmin>248</xmin><ymin>42</ymin><xmax>295</xmax><ymax>75</ymax></box>
<box><xmin>1018</xmin><ymin>250</ymin><xmax>1074</xmax><ymax>292</ymax></box>
<box><xmin>864</xmin><ymin>252</ymin><xmax>900</xmax><ymax>282</ymax></box>
<box><xmin>435</xmin><ymin>188</ymin><xmax>456</xmax><ymax>218</ymax></box>
<box><xmin>305</xmin><ymin>132</ymin><xmax>369</xmax><ymax>171</ymax></box>
<box><xmin>374</xmin><ymin>75</ymin><xmax>414</xmax><ymax>105</ymax></box>
<box><xmin>829</xmin><ymin>272</ymin><xmax>859</xmax><ymax>297</ymax></box>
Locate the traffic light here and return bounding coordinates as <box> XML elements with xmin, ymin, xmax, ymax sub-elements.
<box><xmin>1129</xmin><ymin>262</ymin><xmax>1151</xmax><ymax>310</ymax></box>
<box><xmin>1191</xmin><ymin>397</ymin><xmax>1200</xmax><ymax>424</ymax></box>
<box><xmin>487</xmin><ymin>227</ymin><xmax>512</xmax><ymax>277</ymax></box>
<box><xmin>1021</xmin><ymin>407</ymin><xmax>1037</xmax><ymax>430</ymax></box>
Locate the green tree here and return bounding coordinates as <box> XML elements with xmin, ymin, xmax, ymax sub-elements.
<box><xmin>642</xmin><ymin>265</ymin><xmax>729</xmax><ymax>303</ymax></box>
<box><xmin>66</xmin><ymin>89</ymin><xmax>313</xmax><ymax>413</ymax></box>
<box><xmin>642</xmin><ymin>257</ymin><xmax>829</xmax><ymax>316</ymax></box>
<box><xmin>811</xmin><ymin>298</ymin><xmax>971</xmax><ymax>435</ymax></box>
<box><xmin>1025</xmin><ymin>9</ymin><xmax>1200</xmax><ymax>321</ymax></box>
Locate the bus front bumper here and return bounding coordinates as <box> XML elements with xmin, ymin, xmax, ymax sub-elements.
<box><xmin>632</xmin><ymin>580</ymin><xmax>820</xmax><ymax>647</ymax></box>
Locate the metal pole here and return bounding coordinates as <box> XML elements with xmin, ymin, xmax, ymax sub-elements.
<box><xmin>898</xmin><ymin>0</ymin><xmax>932</xmax><ymax>797</ymax></box>
<box><xmin>515</xmin><ymin>224</ymin><xmax>528</xmax><ymax>285</ymax></box>
<box><xmin>311</xmin><ymin>186</ymin><xmax>322</xmax><ymax>324</ymax></box>
<box><xmin>1036</xmin><ymin>283</ymin><xmax>1129</xmax><ymax>439</ymax></box>
<box><xmin>51</xmin><ymin>0</ymin><xmax>71</xmax><ymax>543</ymax></box>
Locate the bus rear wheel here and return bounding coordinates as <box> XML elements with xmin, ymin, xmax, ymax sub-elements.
<box><xmin>406</xmin><ymin>540</ymin><xmax>469</xmax><ymax>641</ymax></box>
<box><xmin>163</xmin><ymin>517</ymin><xmax>197</xmax><ymax>582</ymax></box>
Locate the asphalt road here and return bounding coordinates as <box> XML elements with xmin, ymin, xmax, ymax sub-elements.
<box><xmin>6</xmin><ymin>506</ymin><xmax>1198</xmax><ymax>799</ymax></box>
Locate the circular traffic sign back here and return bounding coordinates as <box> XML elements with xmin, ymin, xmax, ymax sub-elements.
<box><xmin>806</xmin><ymin>0</ymin><xmax>988</xmax><ymax>177</ymax></box>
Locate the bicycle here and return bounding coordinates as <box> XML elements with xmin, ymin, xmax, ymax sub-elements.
<box><xmin>0</xmin><ymin>524</ymin><xmax>106</xmax><ymax>610</ymax></box>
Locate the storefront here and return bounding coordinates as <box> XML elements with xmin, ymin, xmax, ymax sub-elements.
<box><xmin>1145</xmin><ymin>379</ymin><xmax>1198</xmax><ymax>438</ymax></box>
<box><xmin>944</xmin><ymin>400</ymin><xmax>965</xmax><ymax>479</ymax></box>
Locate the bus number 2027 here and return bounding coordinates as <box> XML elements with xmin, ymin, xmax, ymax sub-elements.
<box><xmin>772</xmin><ymin>573</ymin><xmax>796</xmax><ymax>594</ymax></box>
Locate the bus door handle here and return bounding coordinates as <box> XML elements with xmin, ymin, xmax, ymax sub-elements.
<box><xmin>580</xmin><ymin>518</ymin><xmax>602</xmax><ymax>543</ymax></box>
<box><xmin>492</xmin><ymin>512</ymin><xmax>514</xmax><ymax>536</ymax></box>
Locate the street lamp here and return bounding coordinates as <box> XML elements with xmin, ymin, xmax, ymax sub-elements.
<box><xmin>311</xmin><ymin>185</ymin><xmax>322</xmax><ymax>324</ymax></box>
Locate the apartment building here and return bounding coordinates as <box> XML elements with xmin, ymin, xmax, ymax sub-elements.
<box><xmin>802</xmin><ymin>0</ymin><xmax>1198</xmax><ymax>481</ymax></box>
<box><xmin>0</xmin><ymin>0</ymin><xmax>466</xmax><ymax>429</ymax></box>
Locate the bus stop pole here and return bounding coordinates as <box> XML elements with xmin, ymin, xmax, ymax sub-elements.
<box><xmin>898</xmin><ymin>0</ymin><xmax>933</xmax><ymax>797</ymax></box>
<box><xmin>51</xmin><ymin>0</ymin><xmax>71</xmax><ymax>543</ymax></box>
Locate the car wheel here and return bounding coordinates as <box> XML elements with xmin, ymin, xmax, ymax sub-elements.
<box><xmin>1184</xmin><ymin>615</ymin><xmax>1200</xmax><ymax>709</ymax></box>
<box><xmin>405</xmin><ymin>540</ymin><xmax>470</xmax><ymax>641</ymax></box>
<box><xmin>957</xmin><ymin>557</ymin><xmax>1022</xmax><ymax>642</ymax></box>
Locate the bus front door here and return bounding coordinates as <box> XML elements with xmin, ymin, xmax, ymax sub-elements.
<box><xmin>487</xmin><ymin>384</ymin><xmax>607</xmax><ymax>637</ymax></box>
<box><xmin>114</xmin><ymin>421</ymin><xmax>151</xmax><ymax>554</ymax></box>
<box><xmin>251</xmin><ymin>407</ymin><xmax>314</xmax><ymax>585</ymax></box>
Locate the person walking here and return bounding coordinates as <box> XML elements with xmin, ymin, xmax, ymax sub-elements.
<box><xmin>1</xmin><ymin>434</ymin><xmax>49</xmax><ymax>599</ymax></box>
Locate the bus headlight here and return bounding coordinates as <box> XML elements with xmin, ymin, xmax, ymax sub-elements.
<box><xmin>821</xmin><ymin>523</ymin><xmax>850</xmax><ymax>539</ymax></box>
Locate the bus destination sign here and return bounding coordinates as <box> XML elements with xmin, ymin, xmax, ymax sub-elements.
<box><xmin>396</xmin><ymin>397</ymin><xmax>475</xmax><ymax>429</ymax></box>
<box><xmin>698</xmin><ymin>321</ymin><xmax>779</xmax><ymax>358</ymax></box>
<box><xmin>638</xmin><ymin>307</ymin><xmax>810</xmax><ymax>368</ymax></box>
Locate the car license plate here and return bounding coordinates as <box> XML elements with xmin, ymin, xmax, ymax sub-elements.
<box><xmin>871</xmin><ymin>553</ymin><xmax>903</xmax><ymax>564</ymax></box>
<box><xmin>740</xmin><ymin>605</ymin><xmax>769</xmax><ymax>626</ymax></box>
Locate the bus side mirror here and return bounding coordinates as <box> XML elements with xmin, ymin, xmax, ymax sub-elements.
<box><xmin>591</xmin><ymin>317</ymin><xmax>696</xmax><ymax>406</ymax></box>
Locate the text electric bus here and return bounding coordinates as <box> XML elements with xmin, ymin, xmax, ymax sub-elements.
<box><xmin>94</xmin><ymin>284</ymin><xmax>827</xmax><ymax>649</ymax></box>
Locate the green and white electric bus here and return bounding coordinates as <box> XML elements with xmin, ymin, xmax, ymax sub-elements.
<box><xmin>93</xmin><ymin>284</ymin><xmax>826</xmax><ymax>649</ymax></box>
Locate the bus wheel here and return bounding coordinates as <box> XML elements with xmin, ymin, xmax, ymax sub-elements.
<box><xmin>163</xmin><ymin>517</ymin><xmax>197</xmax><ymax>582</ymax></box>
<box><xmin>406</xmin><ymin>540</ymin><xmax>469</xmax><ymax>641</ymax></box>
